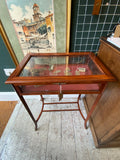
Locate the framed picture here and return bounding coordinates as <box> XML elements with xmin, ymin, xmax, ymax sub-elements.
<box><xmin>0</xmin><ymin>20</ymin><xmax>18</xmax><ymax>66</ymax></box>
<box><xmin>6</xmin><ymin>0</ymin><xmax>57</xmax><ymax>56</ymax></box>
<box><xmin>5</xmin><ymin>0</ymin><xmax>71</xmax><ymax>56</ymax></box>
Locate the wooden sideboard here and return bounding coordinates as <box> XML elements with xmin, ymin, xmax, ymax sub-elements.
<box><xmin>84</xmin><ymin>37</ymin><xmax>120</xmax><ymax>148</ymax></box>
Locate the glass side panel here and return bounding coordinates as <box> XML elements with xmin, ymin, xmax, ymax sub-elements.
<box><xmin>19</xmin><ymin>55</ymin><xmax>104</xmax><ymax>77</ymax></box>
<box><xmin>20</xmin><ymin>83</ymin><xmax>100</xmax><ymax>93</ymax></box>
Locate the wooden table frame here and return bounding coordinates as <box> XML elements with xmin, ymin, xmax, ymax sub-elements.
<box><xmin>6</xmin><ymin>52</ymin><xmax>116</xmax><ymax>130</ymax></box>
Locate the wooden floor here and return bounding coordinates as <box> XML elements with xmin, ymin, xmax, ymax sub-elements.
<box><xmin>0</xmin><ymin>97</ymin><xmax>120</xmax><ymax>160</ymax></box>
<box><xmin>0</xmin><ymin>101</ymin><xmax>17</xmax><ymax>137</ymax></box>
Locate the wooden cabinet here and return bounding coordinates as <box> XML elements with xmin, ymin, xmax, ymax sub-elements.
<box><xmin>84</xmin><ymin>37</ymin><xmax>120</xmax><ymax>147</ymax></box>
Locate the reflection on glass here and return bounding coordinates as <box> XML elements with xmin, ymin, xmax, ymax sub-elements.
<box><xmin>20</xmin><ymin>55</ymin><xmax>104</xmax><ymax>77</ymax></box>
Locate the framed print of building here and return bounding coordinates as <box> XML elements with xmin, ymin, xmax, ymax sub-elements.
<box><xmin>6</xmin><ymin>0</ymin><xmax>56</xmax><ymax>56</ymax></box>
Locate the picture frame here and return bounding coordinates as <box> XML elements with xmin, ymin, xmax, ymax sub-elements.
<box><xmin>6</xmin><ymin>0</ymin><xmax>71</xmax><ymax>56</ymax></box>
<box><xmin>66</xmin><ymin>0</ymin><xmax>72</xmax><ymax>53</ymax></box>
<box><xmin>0</xmin><ymin>20</ymin><xmax>18</xmax><ymax>66</ymax></box>
<box><xmin>6</xmin><ymin>0</ymin><xmax>57</xmax><ymax>56</ymax></box>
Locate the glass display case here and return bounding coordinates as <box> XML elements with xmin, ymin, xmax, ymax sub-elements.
<box><xmin>6</xmin><ymin>52</ymin><xmax>116</xmax><ymax>130</ymax></box>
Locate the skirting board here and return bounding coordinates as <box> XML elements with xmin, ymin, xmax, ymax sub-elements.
<box><xmin>0</xmin><ymin>92</ymin><xmax>85</xmax><ymax>101</ymax></box>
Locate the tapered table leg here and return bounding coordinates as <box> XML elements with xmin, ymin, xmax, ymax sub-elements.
<box><xmin>13</xmin><ymin>85</ymin><xmax>38</xmax><ymax>130</ymax></box>
<box><xmin>84</xmin><ymin>83</ymin><xmax>107</xmax><ymax>129</ymax></box>
<box><xmin>36</xmin><ymin>95</ymin><xmax>44</xmax><ymax>122</ymax></box>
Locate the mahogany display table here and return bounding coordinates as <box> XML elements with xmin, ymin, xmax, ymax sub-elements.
<box><xmin>5</xmin><ymin>52</ymin><xmax>116</xmax><ymax>130</ymax></box>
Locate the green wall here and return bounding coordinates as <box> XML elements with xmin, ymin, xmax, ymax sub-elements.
<box><xmin>70</xmin><ymin>0</ymin><xmax>120</xmax><ymax>53</ymax></box>
<box><xmin>0</xmin><ymin>35</ymin><xmax>15</xmax><ymax>91</ymax></box>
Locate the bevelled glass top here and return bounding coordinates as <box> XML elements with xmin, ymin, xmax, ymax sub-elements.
<box><xmin>19</xmin><ymin>55</ymin><xmax>104</xmax><ymax>77</ymax></box>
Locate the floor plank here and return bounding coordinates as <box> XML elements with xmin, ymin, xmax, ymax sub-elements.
<box><xmin>46</xmin><ymin>111</ymin><xmax>62</xmax><ymax>160</ymax></box>
<box><xmin>61</xmin><ymin>107</ymin><xmax>77</xmax><ymax>160</ymax></box>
